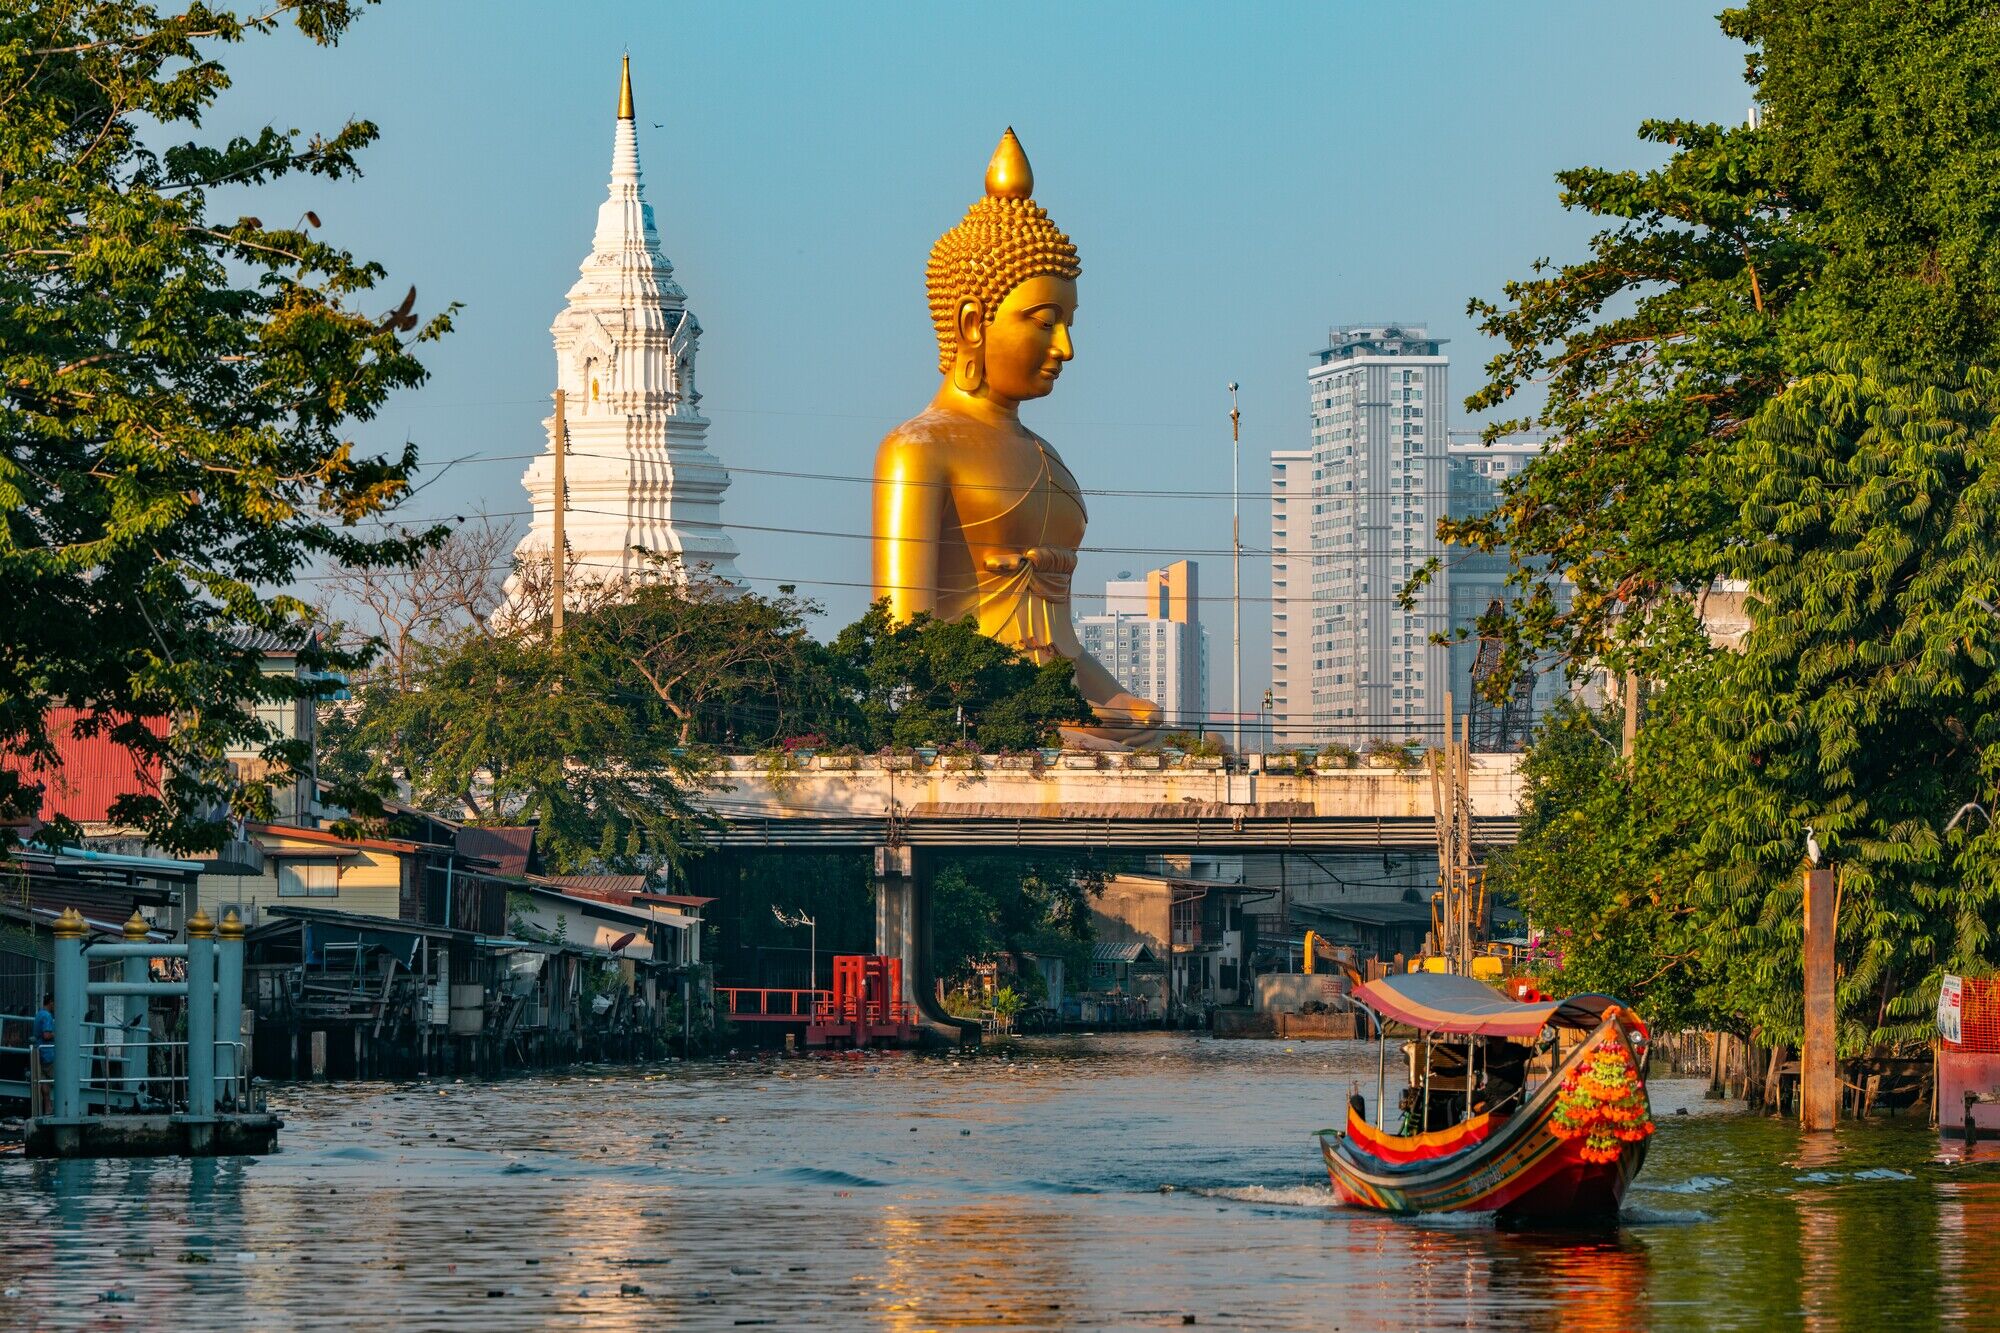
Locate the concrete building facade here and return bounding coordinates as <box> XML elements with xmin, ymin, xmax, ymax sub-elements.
<box><xmin>1075</xmin><ymin>560</ymin><xmax>1209</xmax><ymax>730</ymax></box>
<box><xmin>1268</xmin><ymin>449</ymin><xmax>1313</xmax><ymax>746</ymax></box>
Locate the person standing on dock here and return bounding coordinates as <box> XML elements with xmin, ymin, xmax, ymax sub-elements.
<box><xmin>31</xmin><ymin>993</ymin><xmax>55</xmax><ymax>1115</ymax></box>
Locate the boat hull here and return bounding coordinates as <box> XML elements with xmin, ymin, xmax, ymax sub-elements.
<box><xmin>1321</xmin><ymin>1016</ymin><xmax>1648</xmax><ymax>1220</ymax></box>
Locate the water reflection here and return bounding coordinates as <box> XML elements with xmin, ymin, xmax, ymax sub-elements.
<box><xmin>1</xmin><ymin>1035</ymin><xmax>1996</xmax><ymax>1329</ymax></box>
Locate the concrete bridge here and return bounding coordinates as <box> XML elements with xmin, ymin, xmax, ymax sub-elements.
<box><xmin>697</xmin><ymin>753</ymin><xmax>1525</xmax><ymax>852</ymax></box>
<box><xmin>692</xmin><ymin>752</ymin><xmax>1527</xmax><ymax>1045</ymax></box>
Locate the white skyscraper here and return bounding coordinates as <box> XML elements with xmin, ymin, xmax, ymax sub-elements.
<box><xmin>1076</xmin><ymin>561</ymin><xmax>1208</xmax><ymax>730</ymax></box>
<box><xmin>1268</xmin><ymin>450</ymin><xmax>1312</xmax><ymax>745</ymax></box>
<box><xmin>507</xmin><ymin>57</ymin><xmax>741</xmax><ymax>602</ymax></box>
<box><xmin>1294</xmin><ymin>324</ymin><xmax>1451</xmax><ymax>745</ymax></box>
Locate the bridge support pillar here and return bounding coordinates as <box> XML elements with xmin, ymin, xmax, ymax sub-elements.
<box><xmin>874</xmin><ymin>846</ymin><xmax>977</xmax><ymax>1047</ymax></box>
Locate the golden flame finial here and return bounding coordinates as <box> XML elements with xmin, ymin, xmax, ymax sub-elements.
<box><xmin>618</xmin><ymin>53</ymin><xmax>634</xmax><ymax>121</ymax></box>
<box><xmin>984</xmin><ymin>127</ymin><xmax>1033</xmax><ymax>200</ymax></box>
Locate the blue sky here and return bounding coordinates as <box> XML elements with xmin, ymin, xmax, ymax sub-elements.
<box><xmin>221</xmin><ymin>1</ymin><xmax>1749</xmax><ymax>704</ymax></box>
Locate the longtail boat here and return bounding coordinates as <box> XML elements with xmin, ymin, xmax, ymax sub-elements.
<box><xmin>1320</xmin><ymin>972</ymin><xmax>1654</xmax><ymax>1220</ymax></box>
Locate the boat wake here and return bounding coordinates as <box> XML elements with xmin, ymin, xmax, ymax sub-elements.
<box><xmin>1618</xmin><ymin>1203</ymin><xmax>1712</xmax><ymax>1226</ymax></box>
<box><xmin>1637</xmin><ymin>1174</ymin><xmax>1731</xmax><ymax>1195</ymax></box>
<box><xmin>1189</xmin><ymin>1183</ymin><xmax>1337</xmax><ymax>1209</ymax></box>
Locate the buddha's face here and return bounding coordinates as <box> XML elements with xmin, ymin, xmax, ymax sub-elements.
<box><xmin>972</xmin><ymin>275</ymin><xmax>1076</xmax><ymax>403</ymax></box>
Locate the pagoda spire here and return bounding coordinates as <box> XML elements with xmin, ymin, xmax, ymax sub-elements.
<box><xmin>503</xmin><ymin>50</ymin><xmax>742</xmax><ymax>605</ymax></box>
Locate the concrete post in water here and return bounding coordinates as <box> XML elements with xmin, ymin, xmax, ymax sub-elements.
<box><xmin>215</xmin><ymin>910</ymin><xmax>245</xmax><ymax>1107</ymax></box>
<box><xmin>1802</xmin><ymin>867</ymin><xmax>1838</xmax><ymax>1131</ymax></box>
<box><xmin>122</xmin><ymin>911</ymin><xmax>152</xmax><ymax>1100</ymax></box>
<box><xmin>185</xmin><ymin>910</ymin><xmax>216</xmax><ymax>1119</ymax></box>
<box><xmin>51</xmin><ymin>907</ymin><xmax>88</xmax><ymax>1120</ymax></box>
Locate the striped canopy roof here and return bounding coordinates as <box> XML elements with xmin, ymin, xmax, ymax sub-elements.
<box><xmin>1352</xmin><ymin>972</ymin><xmax>1622</xmax><ymax>1038</ymax></box>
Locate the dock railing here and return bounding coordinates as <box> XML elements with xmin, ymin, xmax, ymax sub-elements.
<box><xmin>40</xmin><ymin>905</ymin><xmax>254</xmax><ymax>1124</ymax></box>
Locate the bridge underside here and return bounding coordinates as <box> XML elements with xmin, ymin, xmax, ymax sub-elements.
<box><xmin>709</xmin><ymin>811</ymin><xmax>1519</xmax><ymax>853</ymax></box>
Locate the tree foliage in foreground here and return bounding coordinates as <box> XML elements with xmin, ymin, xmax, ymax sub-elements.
<box><xmin>0</xmin><ymin>1</ymin><xmax>450</xmax><ymax>850</ymax></box>
<box><xmin>1472</xmin><ymin>0</ymin><xmax>2000</xmax><ymax>1048</ymax></box>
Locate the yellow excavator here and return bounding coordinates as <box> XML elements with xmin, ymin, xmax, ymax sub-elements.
<box><xmin>1303</xmin><ymin>931</ymin><xmax>1364</xmax><ymax>985</ymax></box>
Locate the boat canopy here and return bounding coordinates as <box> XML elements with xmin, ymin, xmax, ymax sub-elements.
<box><xmin>1351</xmin><ymin>973</ymin><xmax>1623</xmax><ymax>1039</ymax></box>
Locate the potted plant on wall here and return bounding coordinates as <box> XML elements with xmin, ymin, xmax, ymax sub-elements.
<box><xmin>1163</xmin><ymin>732</ymin><xmax>1225</xmax><ymax>770</ymax></box>
<box><xmin>939</xmin><ymin>738</ymin><xmax>983</xmax><ymax>772</ymax></box>
<box><xmin>1363</xmin><ymin>737</ymin><xmax>1416</xmax><ymax>772</ymax></box>
<box><xmin>878</xmin><ymin>743</ymin><xmax>918</xmax><ymax>771</ymax></box>
<box><xmin>816</xmin><ymin>743</ymin><xmax>864</xmax><ymax>772</ymax></box>
<box><xmin>1314</xmin><ymin>744</ymin><xmax>1359</xmax><ymax>771</ymax></box>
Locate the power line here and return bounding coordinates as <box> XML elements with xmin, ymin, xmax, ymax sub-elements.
<box><xmin>318</xmin><ymin>442</ymin><xmax>1511</xmax><ymax>504</ymax></box>
<box><xmin>345</xmin><ymin>500</ymin><xmax>1495</xmax><ymax>564</ymax></box>
<box><xmin>298</xmin><ymin>552</ymin><xmax>1489</xmax><ymax>606</ymax></box>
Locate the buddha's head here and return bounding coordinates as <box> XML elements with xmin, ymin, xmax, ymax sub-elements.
<box><xmin>927</xmin><ymin>129</ymin><xmax>1081</xmax><ymax>404</ymax></box>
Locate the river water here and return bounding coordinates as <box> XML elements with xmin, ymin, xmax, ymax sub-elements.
<box><xmin>2</xmin><ymin>1033</ymin><xmax>1994</xmax><ymax>1330</ymax></box>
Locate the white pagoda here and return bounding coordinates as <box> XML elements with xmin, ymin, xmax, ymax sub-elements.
<box><xmin>509</xmin><ymin>56</ymin><xmax>742</xmax><ymax>597</ymax></box>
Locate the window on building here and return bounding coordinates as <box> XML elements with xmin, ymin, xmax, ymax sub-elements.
<box><xmin>277</xmin><ymin>861</ymin><xmax>338</xmax><ymax>898</ymax></box>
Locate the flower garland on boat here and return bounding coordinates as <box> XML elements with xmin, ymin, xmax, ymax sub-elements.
<box><xmin>1550</xmin><ymin>1039</ymin><xmax>1654</xmax><ymax>1163</ymax></box>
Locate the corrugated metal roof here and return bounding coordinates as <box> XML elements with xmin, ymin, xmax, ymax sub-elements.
<box><xmin>0</xmin><ymin>708</ymin><xmax>167</xmax><ymax>824</ymax></box>
<box><xmin>224</xmin><ymin>626</ymin><xmax>315</xmax><ymax>655</ymax></box>
<box><xmin>1092</xmin><ymin>941</ymin><xmax>1159</xmax><ymax>964</ymax></box>
<box><xmin>534</xmin><ymin>874</ymin><xmax>649</xmax><ymax>900</ymax></box>
<box><xmin>456</xmin><ymin>825</ymin><xmax>539</xmax><ymax>877</ymax></box>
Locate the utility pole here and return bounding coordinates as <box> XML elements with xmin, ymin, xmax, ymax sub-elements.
<box><xmin>1429</xmin><ymin>692</ymin><xmax>1477</xmax><ymax>973</ymax></box>
<box><xmin>550</xmin><ymin>387</ymin><xmax>569</xmax><ymax>640</ymax></box>
<box><xmin>1229</xmin><ymin>382</ymin><xmax>1243</xmax><ymax>758</ymax></box>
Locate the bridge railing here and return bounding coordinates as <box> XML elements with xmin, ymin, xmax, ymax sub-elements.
<box><xmin>714</xmin><ymin>987</ymin><xmax>830</xmax><ymax>1022</ymax></box>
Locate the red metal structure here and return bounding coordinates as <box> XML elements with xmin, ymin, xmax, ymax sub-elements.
<box><xmin>1940</xmin><ymin>973</ymin><xmax>2000</xmax><ymax>1143</ymax></box>
<box><xmin>713</xmin><ymin>987</ymin><xmax>828</xmax><ymax>1024</ymax></box>
<box><xmin>809</xmin><ymin>955</ymin><xmax>915</xmax><ymax>1049</ymax></box>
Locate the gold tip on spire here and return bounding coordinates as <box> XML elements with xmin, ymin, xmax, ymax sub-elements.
<box><xmin>984</xmin><ymin>127</ymin><xmax>1033</xmax><ymax>200</ymax></box>
<box><xmin>618</xmin><ymin>53</ymin><xmax>634</xmax><ymax>121</ymax></box>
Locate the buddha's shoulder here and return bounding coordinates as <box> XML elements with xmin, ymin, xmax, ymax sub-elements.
<box><xmin>874</xmin><ymin>407</ymin><xmax>964</xmax><ymax>473</ymax></box>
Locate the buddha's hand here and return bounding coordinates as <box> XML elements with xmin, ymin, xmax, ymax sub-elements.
<box><xmin>983</xmin><ymin>547</ymin><xmax>1076</xmax><ymax>575</ymax></box>
<box><xmin>1097</xmin><ymin>691</ymin><xmax>1163</xmax><ymax>728</ymax></box>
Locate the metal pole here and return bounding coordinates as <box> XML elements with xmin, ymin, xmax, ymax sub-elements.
<box><xmin>122</xmin><ymin>911</ymin><xmax>151</xmax><ymax>1101</ymax></box>
<box><xmin>52</xmin><ymin>909</ymin><xmax>87</xmax><ymax>1120</ymax></box>
<box><xmin>1421</xmin><ymin>1032</ymin><xmax>1433</xmax><ymax>1134</ymax></box>
<box><xmin>216</xmin><ymin>910</ymin><xmax>246</xmax><ymax>1107</ymax></box>
<box><xmin>1228</xmin><ymin>382</ymin><xmax>1242</xmax><ymax>758</ymax></box>
<box><xmin>1376</xmin><ymin>1022</ymin><xmax>1387</xmax><ymax>1129</ymax></box>
<box><xmin>185</xmin><ymin>910</ymin><xmax>216</xmax><ymax>1118</ymax></box>
<box><xmin>551</xmin><ymin>387</ymin><xmax>568</xmax><ymax>639</ymax></box>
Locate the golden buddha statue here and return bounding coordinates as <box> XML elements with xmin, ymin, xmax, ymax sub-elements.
<box><xmin>873</xmin><ymin>129</ymin><xmax>1161</xmax><ymax>741</ymax></box>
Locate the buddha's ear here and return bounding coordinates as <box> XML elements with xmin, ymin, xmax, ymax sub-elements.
<box><xmin>956</xmin><ymin>298</ymin><xmax>985</xmax><ymax>350</ymax></box>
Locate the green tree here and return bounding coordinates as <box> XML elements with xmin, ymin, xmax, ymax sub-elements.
<box><xmin>829</xmin><ymin>601</ymin><xmax>1091</xmax><ymax>751</ymax></box>
<box><xmin>577</xmin><ymin>564</ymin><xmax>853</xmax><ymax>749</ymax></box>
<box><xmin>0</xmin><ymin>1</ymin><xmax>451</xmax><ymax>849</ymax></box>
<box><xmin>1468</xmin><ymin>0</ymin><xmax>2000</xmax><ymax>1048</ymax></box>
<box><xmin>336</xmin><ymin>627</ymin><xmax>709</xmax><ymax>873</ymax></box>
<box><xmin>928</xmin><ymin>853</ymin><xmax>1102</xmax><ymax>986</ymax></box>
<box><xmin>1499</xmin><ymin>696</ymin><xmax>1710</xmax><ymax>1029</ymax></box>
